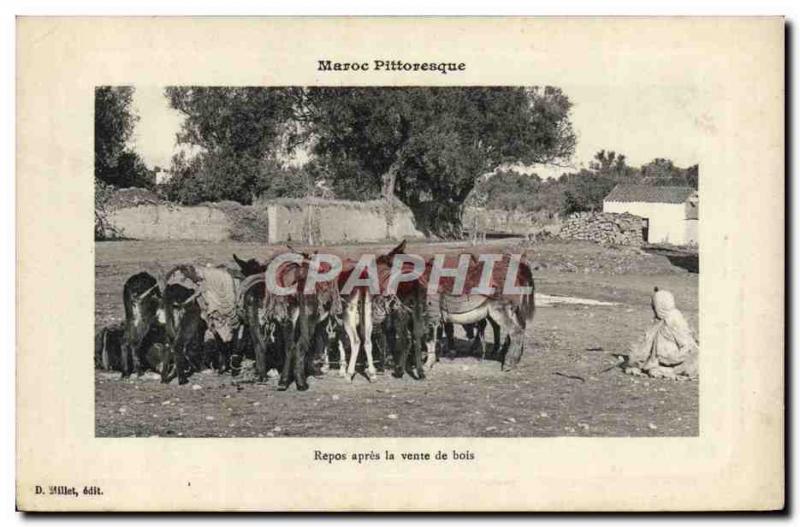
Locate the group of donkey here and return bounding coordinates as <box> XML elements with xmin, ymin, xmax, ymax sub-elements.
<box><xmin>96</xmin><ymin>241</ymin><xmax>536</xmax><ymax>392</ymax></box>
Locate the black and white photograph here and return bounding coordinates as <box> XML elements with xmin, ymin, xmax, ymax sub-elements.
<box><xmin>15</xmin><ymin>16</ymin><xmax>783</xmax><ymax>512</ymax></box>
<box><xmin>93</xmin><ymin>84</ymin><xmax>700</xmax><ymax>438</ymax></box>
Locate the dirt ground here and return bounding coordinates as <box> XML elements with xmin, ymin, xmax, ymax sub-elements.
<box><xmin>95</xmin><ymin>239</ymin><xmax>698</xmax><ymax>437</ymax></box>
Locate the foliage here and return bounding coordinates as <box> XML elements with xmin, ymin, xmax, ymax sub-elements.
<box><xmin>164</xmin><ymin>87</ymin><xmax>576</xmax><ymax>235</ymax></box>
<box><xmin>468</xmin><ymin>170</ymin><xmax>544</xmax><ymax>212</ymax></box>
<box><xmin>163</xmin><ymin>87</ymin><xmax>301</xmax><ymax>205</ymax></box>
<box><xmin>94</xmin><ymin>86</ymin><xmax>153</xmax><ymax>188</ymax></box>
<box><xmin>164</xmin><ymin>87</ymin><xmax>296</xmax><ymax>156</ymax></box>
<box><xmin>163</xmin><ymin>150</ymin><xmax>314</xmax><ymax>205</ymax></box>
<box><xmin>160</xmin><ymin>85</ymin><xmax>698</xmax><ymax>236</ymax></box>
<box><xmin>94</xmin><ymin>178</ymin><xmax>123</xmax><ymax>240</ymax></box>
<box><xmin>640</xmin><ymin>158</ymin><xmax>699</xmax><ymax>188</ymax></box>
<box><xmin>468</xmin><ymin>150</ymin><xmax>699</xmax><ymax>218</ymax></box>
<box><xmin>560</xmin><ymin>170</ymin><xmax>617</xmax><ymax>215</ymax></box>
<box><xmin>294</xmin><ymin>87</ymin><xmax>577</xmax><ymax>237</ymax></box>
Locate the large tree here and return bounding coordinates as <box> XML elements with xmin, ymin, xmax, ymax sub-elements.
<box><xmin>295</xmin><ymin>87</ymin><xmax>576</xmax><ymax>236</ymax></box>
<box><xmin>94</xmin><ymin>86</ymin><xmax>152</xmax><ymax>188</ymax></box>
<box><xmin>164</xmin><ymin>87</ymin><xmax>298</xmax><ymax>204</ymax></box>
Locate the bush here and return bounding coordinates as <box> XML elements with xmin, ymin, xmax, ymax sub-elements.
<box><xmin>94</xmin><ymin>179</ymin><xmax>123</xmax><ymax>240</ymax></box>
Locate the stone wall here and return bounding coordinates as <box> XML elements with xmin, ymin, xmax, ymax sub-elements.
<box><xmin>108</xmin><ymin>204</ymin><xmax>243</xmax><ymax>242</ymax></box>
<box><xmin>259</xmin><ymin>197</ymin><xmax>424</xmax><ymax>244</ymax></box>
<box><xmin>462</xmin><ymin>207</ymin><xmax>555</xmax><ymax>236</ymax></box>
<box><xmin>555</xmin><ymin>211</ymin><xmax>644</xmax><ymax>246</ymax></box>
<box><xmin>105</xmin><ymin>195</ymin><xmax>424</xmax><ymax>244</ymax></box>
<box><xmin>603</xmin><ymin>200</ymin><xmax>690</xmax><ymax>245</ymax></box>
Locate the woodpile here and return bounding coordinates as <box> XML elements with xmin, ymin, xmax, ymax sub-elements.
<box><xmin>555</xmin><ymin>212</ymin><xmax>644</xmax><ymax>246</ymax></box>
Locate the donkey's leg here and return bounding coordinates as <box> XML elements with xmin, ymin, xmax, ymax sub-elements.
<box><xmin>344</xmin><ymin>291</ymin><xmax>362</xmax><ymax>381</ymax></box>
<box><xmin>477</xmin><ymin>319</ymin><xmax>487</xmax><ymax>361</ymax></box>
<box><xmin>392</xmin><ymin>312</ymin><xmax>410</xmax><ymax>378</ymax></box>
<box><xmin>160</xmin><ymin>343</ymin><xmax>174</xmax><ymax>383</ymax></box>
<box><xmin>319</xmin><ymin>324</ymin><xmax>330</xmax><ymax>374</ymax></box>
<box><xmin>230</xmin><ymin>325</ymin><xmax>245</xmax><ymax>378</ymax></box>
<box><xmin>410</xmin><ymin>299</ymin><xmax>427</xmax><ymax>380</ymax></box>
<box><xmin>384</xmin><ymin>317</ymin><xmax>396</xmax><ymax>371</ymax></box>
<box><xmin>489</xmin><ymin>317</ymin><xmax>502</xmax><ymax>359</ymax></box>
<box><xmin>337</xmin><ymin>333</ymin><xmax>348</xmax><ymax>377</ymax></box>
<box><xmin>362</xmin><ymin>293</ymin><xmax>377</xmax><ymax>381</ymax></box>
<box><xmin>307</xmin><ymin>319</ymin><xmax>324</xmax><ymax>377</ymax></box>
<box><xmin>252</xmin><ymin>322</ymin><xmax>268</xmax><ymax>382</ymax></box>
<box><xmin>412</xmin><ymin>322</ymin><xmax>426</xmax><ymax>381</ymax></box>
<box><xmin>468</xmin><ymin>320</ymin><xmax>484</xmax><ymax>357</ymax></box>
<box><xmin>443</xmin><ymin>322</ymin><xmax>456</xmax><ymax>357</ymax></box>
<box><xmin>176</xmin><ymin>340</ymin><xmax>189</xmax><ymax>386</ymax></box>
<box><xmin>488</xmin><ymin>302</ymin><xmax>526</xmax><ymax>371</ymax></box>
<box><xmin>267</xmin><ymin>323</ymin><xmax>284</xmax><ymax>377</ymax></box>
<box><xmin>464</xmin><ymin>323</ymin><xmax>475</xmax><ymax>340</ymax></box>
<box><xmin>120</xmin><ymin>340</ymin><xmax>132</xmax><ymax>379</ymax></box>
<box><xmin>277</xmin><ymin>318</ymin><xmax>295</xmax><ymax>391</ymax></box>
<box><xmin>132</xmin><ymin>337</ymin><xmax>145</xmax><ymax>377</ymax></box>
<box><xmin>293</xmin><ymin>300</ymin><xmax>310</xmax><ymax>391</ymax></box>
<box><xmin>372</xmin><ymin>323</ymin><xmax>387</xmax><ymax>374</ymax></box>
<box><xmin>213</xmin><ymin>331</ymin><xmax>227</xmax><ymax>375</ymax></box>
<box><xmin>220</xmin><ymin>336</ymin><xmax>232</xmax><ymax>375</ymax></box>
<box><xmin>424</xmin><ymin>323</ymin><xmax>438</xmax><ymax>370</ymax></box>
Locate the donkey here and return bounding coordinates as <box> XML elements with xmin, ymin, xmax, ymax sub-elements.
<box><xmin>160</xmin><ymin>266</ymin><xmax>207</xmax><ymax>384</ymax></box>
<box><xmin>120</xmin><ymin>271</ymin><xmax>164</xmax><ymax>378</ymax></box>
<box><xmin>236</xmin><ymin>249</ymin><xmax>342</xmax><ymax>391</ymax></box>
<box><xmin>425</xmin><ymin>253</ymin><xmax>536</xmax><ymax>371</ymax></box>
<box><xmin>274</xmin><ymin>249</ymin><xmax>343</xmax><ymax>391</ymax></box>
<box><xmin>162</xmin><ymin>263</ymin><xmax>245</xmax><ymax>376</ymax></box>
<box><xmin>233</xmin><ymin>254</ymin><xmax>286</xmax><ymax>382</ymax></box>
<box><xmin>374</xmin><ymin>247</ymin><xmax>535</xmax><ymax>372</ymax></box>
<box><xmin>371</xmin><ymin>241</ymin><xmax>432</xmax><ymax>380</ymax></box>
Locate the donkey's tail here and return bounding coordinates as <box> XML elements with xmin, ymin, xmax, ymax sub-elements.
<box><xmin>237</xmin><ymin>273</ymin><xmax>266</xmax><ymax>308</ymax></box>
<box><xmin>516</xmin><ymin>260</ymin><xmax>536</xmax><ymax>327</ymax></box>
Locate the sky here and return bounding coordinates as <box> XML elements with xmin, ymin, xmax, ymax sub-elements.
<box><xmin>130</xmin><ymin>86</ymin><xmax>186</xmax><ymax>170</ymax></box>
<box><xmin>131</xmin><ymin>85</ymin><xmax>705</xmax><ymax>177</ymax></box>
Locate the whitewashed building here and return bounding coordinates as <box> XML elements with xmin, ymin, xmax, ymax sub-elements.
<box><xmin>603</xmin><ymin>185</ymin><xmax>698</xmax><ymax>245</ymax></box>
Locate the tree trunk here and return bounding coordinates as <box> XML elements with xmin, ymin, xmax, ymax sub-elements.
<box><xmin>411</xmin><ymin>201</ymin><xmax>465</xmax><ymax>239</ymax></box>
<box><xmin>381</xmin><ymin>159</ymin><xmax>403</xmax><ymax>239</ymax></box>
<box><xmin>381</xmin><ymin>159</ymin><xmax>400</xmax><ymax>201</ymax></box>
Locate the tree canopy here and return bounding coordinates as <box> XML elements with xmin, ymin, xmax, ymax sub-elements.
<box><xmin>159</xmin><ymin>86</ymin><xmax>698</xmax><ymax>234</ymax></box>
<box><xmin>297</xmin><ymin>87</ymin><xmax>576</xmax><ymax>236</ymax></box>
<box><xmin>94</xmin><ymin>86</ymin><xmax>152</xmax><ymax>188</ymax></box>
<box><xmin>161</xmin><ymin>87</ymin><xmax>302</xmax><ymax>204</ymax></box>
<box><xmin>469</xmin><ymin>150</ymin><xmax>699</xmax><ymax>217</ymax></box>
<box><xmin>558</xmin><ymin>151</ymin><xmax>698</xmax><ymax>214</ymax></box>
<box><xmin>164</xmin><ymin>86</ymin><xmax>576</xmax><ymax>235</ymax></box>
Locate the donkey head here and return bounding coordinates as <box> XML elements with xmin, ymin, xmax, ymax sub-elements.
<box><xmin>375</xmin><ymin>239</ymin><xmax>408</xmax><ymax>268</ymax></box>
<box><xmin>233</xmin><ymin>253</ymin><xmax>267</xmax><ymax>277</ymax></box>
<box><xmin>388</xmin><ymin>239</ymin><xmax>407</xmax><ymax>256</ymax></box>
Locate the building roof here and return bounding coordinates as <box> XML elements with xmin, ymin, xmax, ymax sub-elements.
<box><xmin>604</xmin><ymin>185</ymin><xmax>697</xmax><ymax>204</ymax></box>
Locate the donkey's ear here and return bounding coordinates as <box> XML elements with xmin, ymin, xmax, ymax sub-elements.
<box><xmin>233</xmin><ymin>254</ymin><xmax>246</xmax><ymax>268</ymax></box>
<box><xmin>390</xmin><ymin>239</ymin><xmax>407</xmax><ymax>255</ymax></box>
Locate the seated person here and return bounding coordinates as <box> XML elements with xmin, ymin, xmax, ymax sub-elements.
<box><xmin>625</xmin><ymin>288</ymin><xmax>698</xmax><ymax>380</ymax></box>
